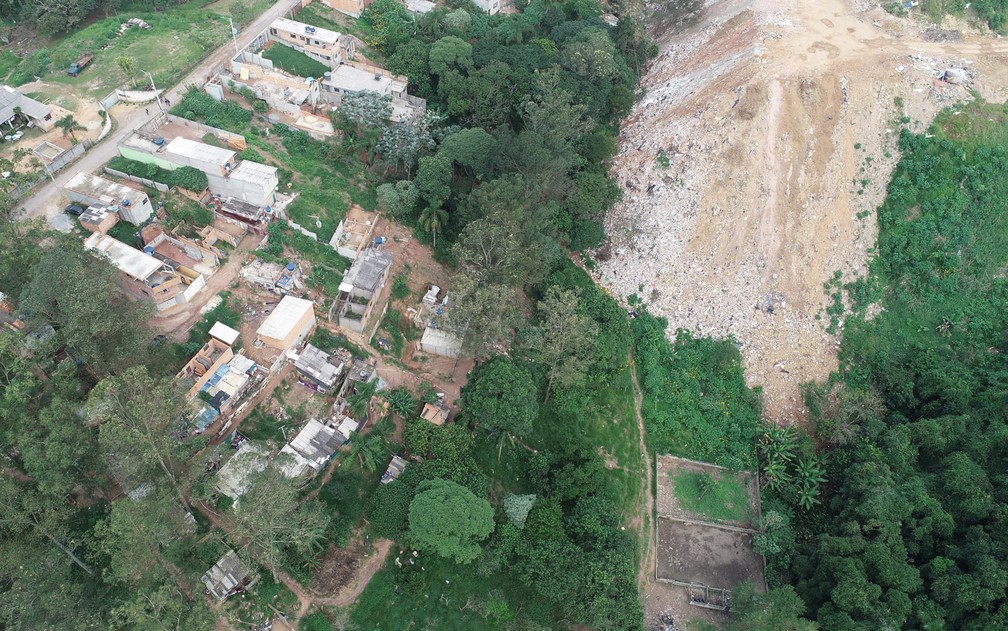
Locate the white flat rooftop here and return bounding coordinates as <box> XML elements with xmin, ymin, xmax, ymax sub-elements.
<box><xmin>209</xmin><ymin>321</ymin><xmax>241</xmax><ymax>346</ymax></box>
<box><xmin>84</xmin><ymin>232</ymin><xmax>163</xmax><ymax>281</ymax></box>
<box><xmin>272</xmin><ymin>17</ymin><xmax>341</xmax><ymax>46</ymax></box>
<box><xmin>256</xmin><ymin>295</ymin><xmax>314</xmax><ymax>341</ymax></box>
<box><xmin>164</xmin><ymin>137</ymin><xmax>236</xmax><ymax>167</ymax></box>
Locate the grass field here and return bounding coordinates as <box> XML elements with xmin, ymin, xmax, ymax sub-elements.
<box><xmin>350</xmin><ymin>551</ymin><xmax>556</xmax><ymax>630</ymax></box>
<box><xmin>3</xmin><ymin>0</ymin><xmax>273</xmax><ymax>97</ymax></box>
<box><xmin>672</xmin><ymin>470</ymin><xmax>751</xmax><ymax>523</ymax></box>
<box><xmin>263</xmin><ymin>43</ymin><xmax>330</xmax><ymax>79</ymax></box>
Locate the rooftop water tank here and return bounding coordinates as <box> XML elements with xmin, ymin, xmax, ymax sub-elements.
<box><xmin>153</xmin><ymin>136</ymin><xmax>164</xmax><ymax>146</ymax></box>
<box><xmin>265</xmin><ymin>206</ymin><xmax>272</xmax><ymax>213</ymax></box>
<box><xmin>374</xmin><ymin>236</ymin><xmax>384</xmax><ymax>245</ymax></box>
<box><xmin>286</xmin><ymin>262</ymin><xmax>296</xmax><ymax>272</ymax></box>
<box><xmin>324</xmin><ymin>72</ymin><xmax>332</xmax><ymax>81</ymax></box>
<box><xmin>143</xmin><ymin>246</ymin><xmax>154</xmax><ymax>254</ymax></box>
<box><xmin>121</xmin><ymin>199</ymin><xmax>131</xmax><ymax>206</ymax></box>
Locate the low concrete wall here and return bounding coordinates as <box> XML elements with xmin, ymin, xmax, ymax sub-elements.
<box><xmin>287</xmin><ymin>219</ymin><xmax>318</xmax><ymax>241</ymax></box>
<box><xmin>96</xmin><ymin>105</ymin><xmax>113</xmax><ymax>142</ymax></box>
<box><xmin>100</xmin><ymin>91</ymin><xmax>120</xmax><ymax>110</ymax></box>
<box><xmin>116</xmin><ymin>88</ymin><xmax>161</xmax><ymax>104</ymax></box>
<box><xmin>165</xmin><ymin>114</ymin><xmax>246</xmax><ymax>147</ymax></box>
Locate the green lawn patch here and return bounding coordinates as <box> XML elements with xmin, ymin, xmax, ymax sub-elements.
<box><xmin>299</xmin><ymin>611</ymin><xmax>334</xmax><ymax>631</ymax></box>
<box><xmin>311</xmin><ymin>327</ymin><xmax>368</xmax><ymax>359</ymax></box>
<box><xmin>262</xmin><ymin>43</ymin><xmax>330</xmax><ymax>79</ymax></box>
<box><xmin>187</xmin><ymin>292</ymin><xmax>242</xmax><ymax>345</ymax></box>
<box><xmin>241</xmin><ymin>405</ymin><xmax>290</xmax><ymax>443</ymax></box>
<box><xmin>0</xmin><ymin>50</ymin><xmax>19</xmax><ymax>82</ymax></box>
<box><xmin>172</xmin><ymin>88</ymin><xmax>253</xmax><ymax>132</ymax></box>
<box><xmin>350</xmin><ymin>551</ymin><xmax>555</xmax><ymax>630</ymax></box>
<box><xmin>34</xmin><ymin>0</ymin><xmax>270</xmax><ymax>98</ymax></box>
<box><xmin>371</xmin><ymin>310</ymin><xmax>405</xmax><ymax>358</ymax></box>
<box><xmin>106</xmin><ymin>221</ymin><xmax>140</xmax><ymax>246</ymax></box>
<box><xmin>673</xmin><ymin>470</ymin><xmax>751</xmax><ymax>523</ymax></box>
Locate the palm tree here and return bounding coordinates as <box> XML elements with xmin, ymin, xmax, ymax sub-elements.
<box><xmin>419</xmin><ymin>205</ymin><xmax>448</xmax><ymax>250</ymax></box>
<box><xmin>55</xmin><ymin>115</ymin><xmax>85</xmax><ymax>143</ymax></box>
<box><xmin>347</xmin><ymin>431</ymin><xmax>385</xmax><ymax>472</ymax></box>
<box><xmin>115</xmin><ymin>55</ymin><xmax>138</xmax><ymax>88</ymax></box>
<box><xmin>347</xmin><ymin>379</ymin><xmax>378</xmax><ymax>420</ymax></box>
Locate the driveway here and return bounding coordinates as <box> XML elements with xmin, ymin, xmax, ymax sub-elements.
<box><xmin>16</xmin><ymin>0</ymin><xmax>300</xmax><ymax>224</ymax></box>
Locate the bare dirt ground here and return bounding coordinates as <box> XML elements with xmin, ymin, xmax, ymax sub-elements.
<box><xmin>599</xmin><ymin>0</ymin><xmax>1008</xmax><ymax>424</ymax></box>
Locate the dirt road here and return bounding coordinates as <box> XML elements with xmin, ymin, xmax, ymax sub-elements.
<box><xmin>152</xmin><ymin>232</ymin><xmax>260</xmax><ymax>338</ymax></box>
<box><xmin>600</xmin><ymin>0</ymin><xmax>1008</xmax><ymax>421</ymax></box>
<box><xmin>15</xmin><ymin>0</ymin><xmax>300</xmax><ymax>224</ymax></box>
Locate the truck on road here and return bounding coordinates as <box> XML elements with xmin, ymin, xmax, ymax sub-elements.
<box><xmin>67</xmin><ymin>53</ymin><xmax>94</xmax><ymax>77</ymax></box>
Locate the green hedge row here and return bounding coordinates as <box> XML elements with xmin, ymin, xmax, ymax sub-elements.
<box><xmin>107</xmin><ymin>156</ymin><xmax>208</xmax><ymax>192</ymax></box>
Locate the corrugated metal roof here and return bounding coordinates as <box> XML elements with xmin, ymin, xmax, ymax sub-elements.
<box><xmin>285</xmin><ymin>419</ymin><xmax>342</xmax><ymax>471</ymax></box>
<box><xmin>295</xmin><ymin>343</ymin><xmax>341</xmax><ymax>388</ymax></box>
<box><xmin>202</xmin><ymin>550</ymin><xmax>250</xmax><ymax>600</ymax></box>
<box><xmin>0</xmin><ymin>86</ymin><xmax>51</xmax><ymax>122</ymax></box>
<box><xmin>83</xmin><ymin>232</ymin><xmax>163</xmax><ymax>281</ymax></box>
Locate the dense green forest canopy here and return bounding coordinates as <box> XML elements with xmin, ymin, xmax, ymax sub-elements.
<box><xmin>766</xmin><ymin>100</ymin><xmax>1008</xmax><ymax>630</ymax></box>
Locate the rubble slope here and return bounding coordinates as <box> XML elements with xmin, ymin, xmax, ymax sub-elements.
<box><xmin>600</xmin><ymin>0</ymin><xmax>1008</xmax><ymax>421</ymax></box>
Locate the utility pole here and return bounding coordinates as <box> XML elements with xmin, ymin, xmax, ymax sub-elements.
<box><xmin>228</xmin><ymin>17</ymin><xmax>240</xmax><ymax>54</ymax></box>
<box><xmin>146</xmin><ymin>71</ymin><xmax>166</xmax><ymax>116</ymax></box>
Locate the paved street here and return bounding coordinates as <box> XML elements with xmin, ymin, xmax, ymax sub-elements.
<box><xmin>17</xmin><ymin>0</ymin><xmax>300</xmax><ymax>224</ymax></box>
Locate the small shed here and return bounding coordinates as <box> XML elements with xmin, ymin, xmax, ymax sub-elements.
<box><xmin>202</xmin><ymin>550</ymin><xmax>254</xmax><ymax>601</ymax></box>
<box><xmin>420</xmin><ymin>326</ymin><xmax>463</xmax><ymax>358</ymax></box>
<box><xmin>78</xmin><ymin>205</ymin><xmax>118</xmax><ymax>234</ymax></box>
<box><xmin>256</xmin><ymin>295</ymin><xmax>316</xmax><ymax>350</ymax></box>
<box><xmin>336</xmin><ymin>417</ymin><xmax>359</xmax><ymax>442</ymax></box>
<box><xmin>420</xmin><ymin>401</ymin><xmax>449</xmax><ymax>426</ymax></box>
<box><xmin>381</xmin><ymin>455</ymin><xmax>408</xmax><ymax>483</ymax></box>
<box><xmin>209</xmin><ymin>321</ymin><xmax>241</xmax><ymax>346</ymax></box>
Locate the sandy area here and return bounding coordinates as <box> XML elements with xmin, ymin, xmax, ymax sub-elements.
<box><xmin>599</xmin><ymin>0</ymin><xmax>1008</xmax><ymax>423</ymax></box>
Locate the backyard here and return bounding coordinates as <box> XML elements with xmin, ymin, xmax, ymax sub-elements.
<box><xmin>262</xmin><ymin>42</ymin><xmax>330</xmax><ymax>78</ymax></box>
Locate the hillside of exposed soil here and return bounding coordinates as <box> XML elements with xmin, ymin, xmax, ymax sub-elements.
<box><xmin>599</xmin><ymin>0</ymin><xmax>1008</xmax><ymax>422</ymax></box>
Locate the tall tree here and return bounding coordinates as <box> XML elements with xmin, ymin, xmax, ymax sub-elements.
<box><xmin>419</xmin><ymin>204</ymin><xmax>449</xmax><ymax>250</ymax></box>
<box><xmin>0</xmin><ymin>477</ymin><xmax>94</xmax><ymax>576</ymax></box>
<box><xmin>408</xmin><ymin>478</ymin><xmax>494</xmax><ymax>564</ymax></box>
<box><xmin>55</xmin><ymin>114</ymin><xmax>85</xmax><ymax>143</ymax></box>
<box><xmin>114</xmin><ymin>55</ymin><xmax>139</xmax><ymax>88</ymax></box>
<box><xmin>94</xmin><ymin>487</ymin><xmax>194</xmax><ymax>588</ymax></box>
<box><xmin>445</xmin><ymin>272</ymin><xmax>521</xmax><ymax>357</ymax></box>
<box><xmin>19</xmin><ymin>241</ymin><xmax>151</xmax><ymax>374</ymax></box>
<box><xmin>231</xmin><ymin>466</ymin><xmax>328</xmax><ymax>582</ymax></box>
<box><xmin>524</xmin><ymin>287</ymin><xmax>598</xmax><ymax>401</ymax></box>
<box><xmin>347</xmin><ymin>430</ymin><xmax>386</xmax><ymax>472</ymax></box>
<box><xmin>461</xmin><ymin>355</ymin><xmax>539</xmax><ymax>452</ymax></box>
<box><xmin>87</xmin><ymin>366</ymin><xmax>190</xmax><ymax>509</ymax></box>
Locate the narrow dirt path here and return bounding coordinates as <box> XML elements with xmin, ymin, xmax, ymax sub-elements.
<box><xmin>296</xmin><ymin>538</ymin><xmax>394</xmax><ymax>616</ymax></box>
<box><xmin>152</xmin><ymin>232</ymin><xmax>260</xmax><ymax>340</ymax></box>
<box><xmin>629</xmin><ymin>353</ymin><xmax>656</xmax><ymax>591</ymax></box>
<box><xmin>192</xmin><ymin>501</ymin><xmax>393</xmax><ymax>625</ymax></box>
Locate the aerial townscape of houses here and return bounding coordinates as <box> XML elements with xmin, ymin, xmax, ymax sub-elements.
<box><xmin>0</xmin><ymin>0</ymin><xmax>478</xmax><ymax>611</ymax></box>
